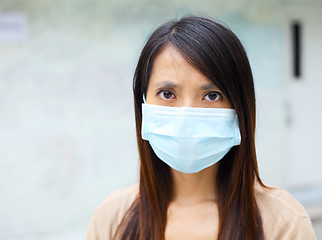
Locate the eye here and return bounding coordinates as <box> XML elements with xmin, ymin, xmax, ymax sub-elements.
<box><xmin>203</xmin><ymin>91</ymin><xmax>222</xmax><ymax>101</ymax></box>
<box><xmin>157</xmin><ymin>90</ymin><xmax>176</xmax><ymax>100</ymax></box>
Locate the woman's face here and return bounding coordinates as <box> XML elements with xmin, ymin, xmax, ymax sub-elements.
<box><xmin>146</xmin><ymin>46</ymin><xmax>232</xmax><ymax>108</ymax></box>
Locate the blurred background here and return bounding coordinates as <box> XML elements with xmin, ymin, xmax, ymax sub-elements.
<box><xmin>0</xmin><ymin>0</ymin><xmax>321</xmax><ymax>239</ymax></box>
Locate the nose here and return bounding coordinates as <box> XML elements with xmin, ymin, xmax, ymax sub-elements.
<box><xmin>178</xmin><ymin>98</ymin><xmax>199</xmax><ymax>108</ymax></box>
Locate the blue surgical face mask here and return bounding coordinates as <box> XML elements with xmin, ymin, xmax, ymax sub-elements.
<box><xmin>141</xmin><ymin>101</ymin><xmax>241</xmax><ymax>174</ymax></box>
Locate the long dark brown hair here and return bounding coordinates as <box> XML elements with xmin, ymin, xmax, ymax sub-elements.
<box><xmin>116</xmin><ymin>16</ymin><xmax>264</xmax><ymax>240</ymax></box>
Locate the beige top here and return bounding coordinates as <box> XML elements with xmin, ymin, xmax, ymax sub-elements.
<box><xmin>86</xmin><ymin>184</ymin><xmax>316</xmax><ymax>240</ymax></box>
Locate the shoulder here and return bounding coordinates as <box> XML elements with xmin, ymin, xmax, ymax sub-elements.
<box><xmin>86</xmin><ymin>184</ymin><xmax>139</xmax><ymax>240</ymax></box>
<box><xmin>255</xmin><ymin>183</ymin><xmax>309</xmax><ymax>218</ymax></box>
<box><xmin>255</xmin><ymin>183</ymin><xmax>316</xmax><ymax>239</ymax></box>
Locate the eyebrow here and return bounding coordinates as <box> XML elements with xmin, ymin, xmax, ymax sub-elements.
<box><xmin>153</xmin><ymin>81</ymin><xmax>178</xmax><ymax>88</ymax></box>
<box><xmin>200</xmin><ymin>83</ymin><xmax>220</xmax><ymax>90</ymax></box>
<box><xmin>153</xmin><ymin>81</ymin><xmax>219</xmax><ymax>90</ymax></box>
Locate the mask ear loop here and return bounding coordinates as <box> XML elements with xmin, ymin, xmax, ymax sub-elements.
<box><xmin>143</xmin><ymin>94</ymin><xmax>147</xmax><ymax>104</ymax></box>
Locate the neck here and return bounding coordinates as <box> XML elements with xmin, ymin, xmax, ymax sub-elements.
<box><xmin>170</xmin><ymin>163</ymin><xmax>218</xmax><ymax>204</ymax></box>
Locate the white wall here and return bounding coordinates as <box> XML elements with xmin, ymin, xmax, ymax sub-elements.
<box><xmin>283</xmin><ymin>4</ymin><xmax>322</xmax><ymax>188</ymax></box>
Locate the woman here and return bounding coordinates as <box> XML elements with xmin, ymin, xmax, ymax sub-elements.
<box><xmin>87</xmin><ymin>16</ymin><xmax>316</xmax><ymax>240</ymax></box>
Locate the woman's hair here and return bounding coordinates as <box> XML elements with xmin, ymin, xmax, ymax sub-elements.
<box><xmin>116</xmin><ymin>16</ymin><xmax>264</xmax><ymax>240</ymax></box>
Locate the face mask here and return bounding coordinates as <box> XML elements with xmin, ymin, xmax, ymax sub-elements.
<box><xmin>141</xmin><ymin>102</ymin><xmax>241</xmax><ymax>173</ymax></box>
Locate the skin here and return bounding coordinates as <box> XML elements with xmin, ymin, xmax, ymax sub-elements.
<box><xmin>146</xmin><ymin>46</ymin><xmax>232</xmax><ymax>239</ymax></box>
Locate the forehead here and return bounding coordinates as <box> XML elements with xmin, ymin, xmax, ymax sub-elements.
<box><xmin>149</xmin><ymin>46</ymin><xmax>216</xmax><ymax>88</ymax></box>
